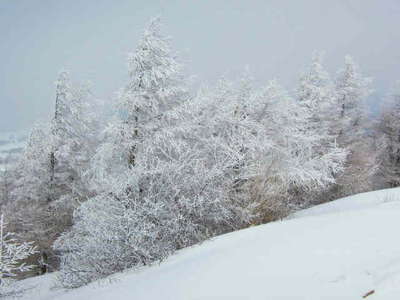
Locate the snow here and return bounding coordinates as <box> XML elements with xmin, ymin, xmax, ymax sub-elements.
<box><xmin>12</xmin><ymin>188</ymin><xmax>400</xmax><ymax>300</ymax></box>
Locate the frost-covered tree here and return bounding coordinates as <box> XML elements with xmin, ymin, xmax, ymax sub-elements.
<box><xmin>0</xmin><ymin>154</ymin><xmax>17</xmax><ymax>209</ymax></box>
<box><xmin>246</xmin><ymin>79</ymin><xmax>347</xmax><ymax>219</ymax></box>
<box><xmin>294</xmin><ymin>53</ymin><xmax>348</xmax><ymax>202</ymax></box>
<box><xmin>120</xmin><ymin>16</ymin><xmax>188</xmax><ymax>137</ymax></box>
<box><xmin>8</xmin><ymin>71</ymin><xmax>98</xmax><ymax>272</ymax></box>
<box><xmin>90</xmin><ymin>17</ymin><xmax>188</xmax><ymax>191</ymax></box>
<box><xmin>7</xmin><ymin>124</ymin><xmax>63</xmax><ymax>273</ymax></box>
<box><xmin>55</xmin><ymin>61</ymin><xmax>348</xmax><ymax>288</ymax></box>
<box><xmin>11</xmin><ymin>124</ymin><xmax>54</xmax><ymax>232</ymax></box>
<box><xmin>0</xmin><ymin>214</ymin><xmax>37</xmax><ymax>296</ymax></box>
<box><xmin>50</xmin><ymin>71</ymin><xmax>99</xmax><ymax>203</ymax></box>
<box><xmin>54</xmin><ymin>107</ymin><xmax>253</xmax><ymax>287</ymax></box>
<box><xmin>335</xmin><ymin>55</ymin><xmax>372</xmax><ymax>143</ymax></box>
<box><xmin>55</xmin><ymin>17</ymin><xmax>195</xmax><ymax>288</ymax></box>
<box><xmin>297</xmin><ymin>52</ymin><xmax>339</xmax><ymax>139</ymax></box>
<box><xmin>331</xmin><ymin>55</ymin><xmax>376</xmax><ymax>197</ymax></box>
<box><xmin>12</xmin><ymin>71</ymin><xmax>96</xmax><ymax>215</ymax></box>
<box><xmin>377</xmin><ymin>81</ymin><xmax>400</xmax><ymax>187</ymax></box>
<box><xmin>181</xmin><ymin>74</ymin><xmax>346</xmax><ymax>220</ymax></box>
<box><xmin>55</xmin><ymin>70</ymin><xmax>263</xmax><ymax>288</ymax></box>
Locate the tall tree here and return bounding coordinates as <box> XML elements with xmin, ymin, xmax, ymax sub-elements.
<box><xmin>335</xmin><ymin>55</ymin><xmax>372</xmax><ymax>144</ymax></box>
<box><xmin>332</xmin><ymin>55</ymin><xmax>376</xmax><ymax>197</ymax></box>
<box><xmin>248</xmin><ymin>79</ymin><xmax>347</xmax><ymax>219</ymax></box>
<box><xmin>297</xmin><ymin>52</ymin><xmax>338</xmax><ymax>138</ymax></box>
<box><xmin>55</xmin><ymin>17</ymin><xmax>193</xmax><ymax>288</ymax></box>
<box><xmin>8</xmin><ymin>71</ymin><xmax>98</xmax><ymax>272</ymax></box>
<box><xmin>377</xmin><ymin>81</ymin><xmax>400</xmax><ymax>187</ymax></box>
<box><xmin>295</xmin><ymin>53</ymin><xmax>348</xmax><ymax>203</ymax></box>
<box><xmin>118</xmin><ymin>16</ymin><xmax>188</xmax><ymax>166</ymax></box>
<box><xmin>91</xmin><ymin>17</ymin><xmax>188</xmax><ymax>190</ymax></box>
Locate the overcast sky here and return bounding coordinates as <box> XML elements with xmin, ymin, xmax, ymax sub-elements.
<box><xmin>1</xmin><ymin>0</ymin><xmax>400</xmax><ymax>132</ymax></box>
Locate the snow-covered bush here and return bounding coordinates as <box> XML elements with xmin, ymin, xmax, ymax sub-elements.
<box><xmin>247</xmin><ymin>79</ymin><xmax>346</xmax><ymax>220</ymax></box>
<box><xmin>55</xmin><ymin>47</ymin><xmax>350</xmax><ymax>288</ymax></box>
<box><xmin>0</xmin><ymin>214</ymin><xmax>37</xmax><ymax>297</ymax></box>
<box><xmin>55</xmin><ymin>20</ymin><xmax>261</xmax><ymax>287</ymax></box>
<box><xmin>54</xmin><ymin>114</ymin><xmax>255</xmax><ymax>287</ymax></box>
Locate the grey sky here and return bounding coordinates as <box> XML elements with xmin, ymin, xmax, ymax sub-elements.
<box><xmin>1</xmin><ymin>0</ymin><xmax>400</xmax><ymax>132</ymax></box>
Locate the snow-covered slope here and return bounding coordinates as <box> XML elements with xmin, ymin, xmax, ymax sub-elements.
<box><xmin>14</xmin><ymin>188</ymin><xmax>400</xmax><ymax>300</ymax></box>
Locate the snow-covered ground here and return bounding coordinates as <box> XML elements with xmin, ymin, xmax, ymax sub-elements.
<box><xmin>12</xmin><ymin>188</ymin><xmax>400</xmax><ymax>300</ymax></box>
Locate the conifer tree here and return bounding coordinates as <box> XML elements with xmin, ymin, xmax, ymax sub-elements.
<box><xmin>377</xmin><ymin>81</ymin><xmax>400</xmax><ymax>187</ymax></box>
<box><xmin>335</xmin><ymin>55</ymin><xmax>372</xmax><ymax>143</ymax></box>
<box><xmin>295</xmin><ymin>53</ymin><xmax>348</xmax><ymax>203</ymax></box>
<box><xmin>55</xmin><ymin>17</ymin><xmax>193</xmax><ymax>288</ymax></box>
<box><xmin>91</xmin><ymin>17</ymin><xmax>188</xmax><ymax>190</ymax></box>
<box><xmin>9</xmin><ymin>71</ymin><xmax>97</xmax><ymax>272</ymax></box>
<box><xmin>332</xmin><ymin>55</ymin><xmax>376</xmax><ymax>197</ymax></box>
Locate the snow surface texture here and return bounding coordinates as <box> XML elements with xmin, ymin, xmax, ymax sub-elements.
<box><xmin>12</xmin><ymin>187</ymin><xmax>400</xmax><ymax>300</ymax></box>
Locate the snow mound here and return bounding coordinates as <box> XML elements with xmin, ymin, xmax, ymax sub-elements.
<box><xmin>13</xmin><ymin>188</ymin><xmax>400</xmax><ymax>300</ymax></box>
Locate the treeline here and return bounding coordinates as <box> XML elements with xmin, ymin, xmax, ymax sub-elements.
<box><xmin>0</xmin><ymin>17</ymin><xmax>399</xmax><ymax>289</ymax></box>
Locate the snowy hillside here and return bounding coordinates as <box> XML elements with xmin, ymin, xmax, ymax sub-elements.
<box><xmin>0</xmin><ymin>131</ymin><xmax>27</xmax><ymax>171</ymax></box>
<box><xmin>12</xmin><ymin>188</ymin><xmax>400</xmax><ymax>300</ymax></box>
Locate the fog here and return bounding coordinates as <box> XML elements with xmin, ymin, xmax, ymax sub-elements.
<box><xmin>1</xmin><ymin>0</ymin><xmax>399</xmax><ymax>132</ymax></box>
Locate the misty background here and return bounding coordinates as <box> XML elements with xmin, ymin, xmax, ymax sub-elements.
<box><xmin>1</xmin><ymin>0</ymin><xmax>400</xmax><ymax>132</ymax></box>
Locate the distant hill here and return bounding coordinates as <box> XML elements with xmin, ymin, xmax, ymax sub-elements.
<box><xmin>0</xmin><ymin>130</ymin><xmax>27</xmax><ymax>171</ymax></box>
